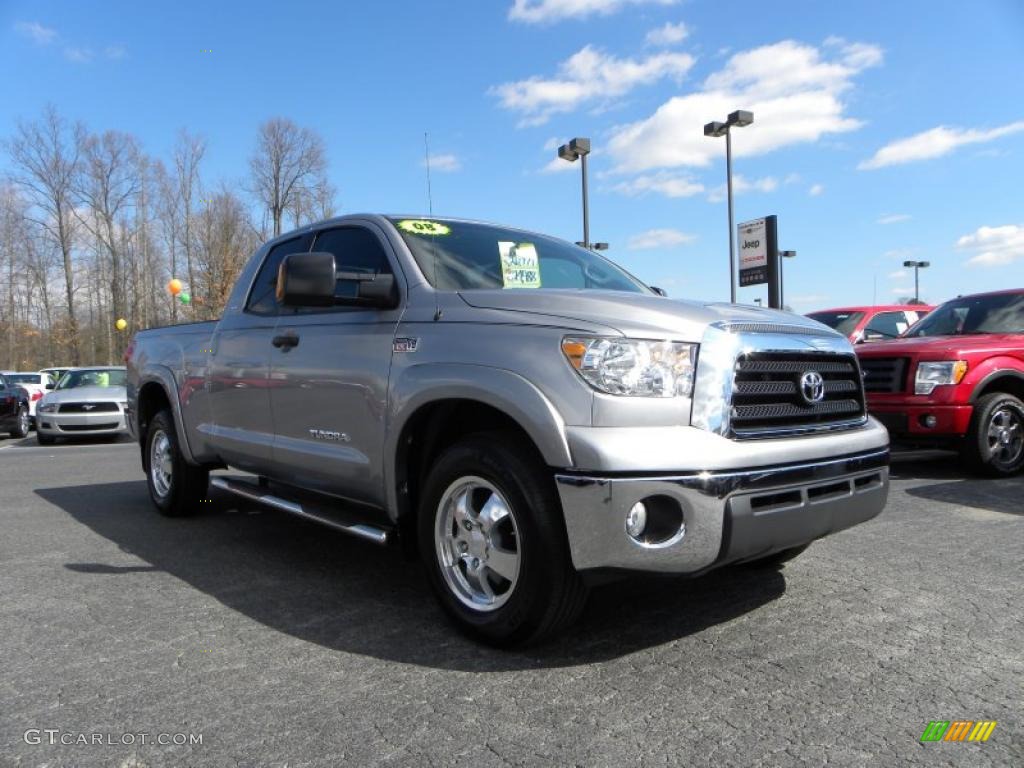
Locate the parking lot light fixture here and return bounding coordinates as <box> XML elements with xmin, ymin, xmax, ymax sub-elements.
<box><xmin>902</xmin><ymin>260</ymin><xmax>931</xmax><ymax>302</ymax></box>
<box><xmin>558</xmin><ymin>137</ymin><xmax>592</xmax><ymax>249</ymax></box>
<box><xmin>704</xmin><ymin>111</ymin><xmax>754</xmax><ymax>303</ymax></box>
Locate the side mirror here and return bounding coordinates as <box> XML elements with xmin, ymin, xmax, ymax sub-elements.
<box><xmin>277</xmin><ymin>252</ymin><xmax>336</xmax><ymax>307</ymax></box>
<box><xmin>346</xmin><ymin>272</ymin><xmax>398</xmax><ymax>308</ymax></box>
<box><xmin>45</xmin><ymin>382</ymin><xmax>54</xmax><ymax>390</ymax></box>
<box><xmin>650</xmin><ymin>286</ymin><xmax>668</xmax><ymax>297</ymax></box>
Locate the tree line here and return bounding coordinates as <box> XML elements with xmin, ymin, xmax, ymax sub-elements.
<box><xmin>0</xmin><ymin>106</ymin><xmax>335</xmax><ymax>370</ymax></box>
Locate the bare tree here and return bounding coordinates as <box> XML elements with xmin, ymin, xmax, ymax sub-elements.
<box><xmin>249</xmin><ymin>118</ymin><xmax>327</xmax><ymax>237</ymax></box>
<box><xmin>6</xmin><ymin>106</ymin><xmax>82</xmax><ymax>363</ymax></box>
<box><xmin>195</xmin><ymin>185</ymin><xmax>259</xmax><ymax>318</ymax></box>
<box><xmin>74</xmin><ymin>128</ymin><xmax>141</xmax><ymax>359</ymax></box>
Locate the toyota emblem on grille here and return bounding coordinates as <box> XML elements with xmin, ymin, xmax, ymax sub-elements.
<box><xmin>800</xmin><ymin>371</ymin><xmax>825</xmax><ymax>404</ymax></box>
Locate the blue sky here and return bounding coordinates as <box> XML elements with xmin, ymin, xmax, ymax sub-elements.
<box><xmin>2</xmin><ymin>0</ymin><xmax>1023</xmax><ymax>310</ymax></box>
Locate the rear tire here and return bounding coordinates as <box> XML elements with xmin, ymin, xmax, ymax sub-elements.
<box><xmin>962</xmin><ymin>393</ymin><xmax>1024</xmax><ymax>477</ymax></box>
<box><xmin>10</xmin><ymin>405</ymin><xmax>29</xmax><ymax>438</ymax></box>
<box><xmin>418</xmin><ymin>432</ymin><xmax>588</xmax><ymax>647</ymax></box>
<box><xmin>144</xmin><ymin>409</ymin><xmax>209</xmax><ymax>517</ymax></box>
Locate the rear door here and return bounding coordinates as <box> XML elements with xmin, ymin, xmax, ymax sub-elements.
<box><xmin>267</xmin><ymin>221</ymin><xmax>404</xmax><ymax>506</ymax></box>
<box><xmin>208</xmin><ymin>234</ymin><xmax>312</xmax><ymax>472</ymax></box>
<box><xmin>0</xmin><ymin>375</ymin><xmax>15</xmax><ymax>421</ymax></box>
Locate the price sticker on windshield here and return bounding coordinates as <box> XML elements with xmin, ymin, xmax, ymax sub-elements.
<box><xmin>397</xmin><ymin>219</ymin><xmax>450</xmax><ymax>236</ymax></box>
<box><xmin>499</xmin><ymin>242</ymin><xmax>542</xmax><ymax>289</ymax></box>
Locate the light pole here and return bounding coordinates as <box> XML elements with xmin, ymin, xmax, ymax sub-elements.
<box><xmin>780</xmin><ymin>250</ymin><xmax>796</xmax><ymax>309</ymax></box>
<box><xmin>704</xmin><ymin>110</ymin><xmax>753</xmax><ymax>303</ymax></box>
<box><xmin>558</xmin><ymin>138</ymin><xmax>591</xmax><ymax>248</ymax></box>
<box><xmin>903</xmin><ymin>260</ymin><xmax>930</xmax><ymax>303</ymax></box>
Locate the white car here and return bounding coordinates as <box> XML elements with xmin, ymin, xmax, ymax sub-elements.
<box><xmin>1</xmin><ymin>371</ymin><xmax>56</xmax><ymax>424</ymax></box>
<box><xmin>36</xmin><ymin>366</ymin><xmax>129</xmax><ymax>445</ymax></box>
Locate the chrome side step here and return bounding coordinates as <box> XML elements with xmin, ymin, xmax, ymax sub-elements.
<box><xmin>210</xmin><ymin>476</ymin><xmax>392</xmax><ymax>546</ymax></box>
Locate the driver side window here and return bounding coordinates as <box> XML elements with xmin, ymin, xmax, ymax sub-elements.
<box><xmin>864</xmin><ymin>311</ymin><xmax>903</xmax><ymax>339</ymax></box>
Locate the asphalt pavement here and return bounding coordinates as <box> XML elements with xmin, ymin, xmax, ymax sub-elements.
<box><xmin>0</xmin><ymin>434</ymin><xmax>1021</xmax><ymax>767</ymax></box>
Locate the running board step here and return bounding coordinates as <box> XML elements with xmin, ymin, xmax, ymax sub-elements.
<box><xmin>210</xmin><ymin>476</ymin><xmax>392</xmax><ymax>546</ymax></box>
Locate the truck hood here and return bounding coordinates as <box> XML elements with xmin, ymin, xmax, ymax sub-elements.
<box><xmin>457</xmin><ymin>289</ymin><xmax>836</xmax><ymax>341</ymax></box>
<box><xmin>856</xmin><ymin>333</ymin><xmax>1022</xmax><ymax>359</ymax></box>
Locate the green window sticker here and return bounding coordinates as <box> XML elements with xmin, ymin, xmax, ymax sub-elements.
<box><xmin>397</xmin><ymin>219</ymin><xmax>451</xmax><ymax>236</ymax></box>
<box><xmin>499</xmin><ymin>242</ymin><xmax>542</xmax><ymax>289</ymax></box>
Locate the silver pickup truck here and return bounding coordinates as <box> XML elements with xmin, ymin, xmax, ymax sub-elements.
<box><xmin>127</xmin><ymin>214</ymin><xmax>889</xmax><ymax>645</ymax></box>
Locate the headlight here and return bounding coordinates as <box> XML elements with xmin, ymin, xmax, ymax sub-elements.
<box><xmin>562</xmin><ymin>337</ymin><xmax>697</xmax><ymax>397</ymax></box>
<box><xmin>38</xmin><ymin>402</ymin><xmax>58</xmax><ymax>413</ymax></box>
<box><xmin>915</xmin><ymin>361</ymin><xmax>967</xmax><ymax>395</ymax></box>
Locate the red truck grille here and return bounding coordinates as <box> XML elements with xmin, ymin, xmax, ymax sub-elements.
<box><xmin>859</xmin><ymin>357</ymin><xmax>909</xmax><ymax>393</ymax></box>
<box><xmin>730</xmin><ymin>352</ymin><xmax>866</xmax><ymax>437</ymax></box>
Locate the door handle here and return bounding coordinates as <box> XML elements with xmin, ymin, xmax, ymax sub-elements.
<box><xmin>272</xmin><ymin>333</ymin><xmax>299</xmax><ymax>349</ymax></box>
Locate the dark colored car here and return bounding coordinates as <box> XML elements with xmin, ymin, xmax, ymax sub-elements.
<box><xmin>856</xmin><ymin>289</ymin><xmax>1024</xmax><ymax>475</ymax></box>
<box><xmin>808</xmin><ymin>304</ymin><xmax>933</xmax><ymax>344</ymax></box>
<box><xmin>0</xmin><ymin>372</ymin><xmax>31</xmax><ymax>438</ymax></box>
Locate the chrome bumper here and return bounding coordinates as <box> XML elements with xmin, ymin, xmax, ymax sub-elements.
<box><xmin>556</xmin><ymin>449</ymin><xmax>889</xmax><ymax>574</ymax></box>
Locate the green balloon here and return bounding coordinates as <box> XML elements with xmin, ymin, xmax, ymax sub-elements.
<box><xmin>179</xmin><ymin>292</ymin><xmax>191</xmax><ymax>304</ymax></box>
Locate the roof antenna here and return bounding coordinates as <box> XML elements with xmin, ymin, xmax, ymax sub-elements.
<box><xmin>424</xmin><ymin>132</ymin><xmax>434</xmax><ymax>216</ymax></box>
<box><xmin>424</xmin><ymin>131</ymin><xmax>441</xmax><ymax>320</ymax></box>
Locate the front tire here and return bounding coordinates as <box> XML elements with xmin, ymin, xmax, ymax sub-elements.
<box><xmin>418</xmin><ymin>433</ymin><xmax>588</xmax><ymax>646</ymax></box>
<box><xmin>36</xmin><ymin>432</ymin><xmax>56</xmax><ymax>445</ymax></box>
<box><xmin>962</xmin><ymin>393</ymin><xmax>1024</xmax><ymax>477</ymax></box>
<box><xmin>10</xmin><ymin>405</ymin><xmax>29</xmax><ymax>438</ymax></box>
<box><xmin>145</xmin><ymin>409</ymin><xmax>209</xmax><ymax>517</ymax></box>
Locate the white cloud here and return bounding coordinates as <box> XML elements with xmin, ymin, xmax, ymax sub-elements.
<box><xmin>627</xmin><ymin>228</ymin><xmax>696</xmax><ymax>250</ymax></box>
<box><xmin>540</xmin><ymin>156</ymin><xmax>578</xmax><ymax>173</ymax></box>
<box><xmin>509</xmin><ymin>0</ymin><xmax>676</xmax><ymax>24</ymax></box>
<box><xmin>64</xmin><ymin>47</ymin><xmax>93</xmax><ymax>63</ymax></box>
<box><xmin>860</xmin><ymin>121</ymin><xmax>1024</xmax><ymax>170</ymax></box>
<box><xmin>808</xmin><ymin>183</ymin><xmax>824</xmax><ymax>196</ymax></box>
<box><xmin>611</xmin><ymin>171</ymin><xmax>703</xmax><ymax>198</ymax></box>
<box><xmin>424</xmin><ymin>153</ymin><xmax>461</xmax><ymax>173</ymax></box>
<box><xmin>707</xmin><ymin>174</ymin><xmax>778</xmax><ymax>202</ymax></box>
<box><xmin>492</xmin><ymin>45</ymin><xmax>694</xmax><ymax>126</ymax></box>
<box><xmin>888</xmin><ymin>270</ymin><xmax>907</xmax><ymax>279</ymax></box>
<box><xmin>891</xmin><ymin>287</ymin><xmax>912</xmax><ymax>295</ymax></box>
<box><xmin>607</xmin><ymin>39</ymin><xmax>882</xmax><ymax>173</ymax></box>
<box><xmin>957</xmin><ymin>224</ymin><xmax>1024</xmax><ymax>267</ymax></box>
<box><xmin>646</xmin><ymin>21</ymin><xmax>688</xmax><ymax>46</ymax></box>
<box><xmin>14</xmin><ymin>21</ymin><xmax>56</xmax><ymax>45</ymax></box>
<box><xmin>105</xmin><ymin>45</ymin><xmax>127</xmax><ymax>59</ymax></box>
<box><xmin>542</xmin><ymin>137</ymin><xmax>563</xmax><ymax>152</ymax></box>
<box><xmin>877</xmin><ymin>213</ymin><xmax>910</xmax><ymax>224</ymax></box>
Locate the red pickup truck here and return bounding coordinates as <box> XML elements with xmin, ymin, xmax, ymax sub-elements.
<box><xmin>856</xmin><ymin>289</ymin><xmax>1024</xmax><ymax>476</ymax></box>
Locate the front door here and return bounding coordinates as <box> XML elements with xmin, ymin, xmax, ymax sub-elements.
<box><xmin>208</xmin><ymin>234</ymin><xmax>311</xmax><ymax>472</ymax></box>
<box><xmin>268</xmin><ymin>222</ymin><xmax>404</xmax><ymax>507</ymax></box>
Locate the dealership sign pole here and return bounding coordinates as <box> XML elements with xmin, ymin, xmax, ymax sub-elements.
<box><xmin>737</xmin><ymin>215</ymin><xmax>780</xmax><ymax>308</ymax></box>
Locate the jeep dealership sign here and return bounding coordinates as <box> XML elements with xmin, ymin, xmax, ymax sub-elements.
<box><xmin>737</xmin><ymin>215</ymin><xmax>778</xmax><ymax>289</ymax></box>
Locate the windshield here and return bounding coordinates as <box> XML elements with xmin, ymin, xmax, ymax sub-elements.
<box><xmin>808</xmin><ymin>311</ymin><xmax>865</xmax><ymax>336</ymax></box>
<box><xmin>904</xmin><ymin>293</ymin><xmax>1024</xmax><ymax>337</ymax></box>
<box><xmin>57</xmin><ymin>369</ymin><xmax>127</xmax><ymax>389</ymax></box>
<box><xmin>389</xmin><ymin>218</ymin><xmax>648</xmax><ymax>293</ymax></box>
<box><xmin>6</xmin><ymin>374</ymin><xmax>43</xmax><ymax>385</ymax></box>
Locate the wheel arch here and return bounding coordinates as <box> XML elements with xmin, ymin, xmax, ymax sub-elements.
<box><xmin>135</xmin><ymin>366</ymin><xmax>196</xmax><ymax>467</ymax></box>
<box><xmin>971</xmin><ymin>369</ymin><xmax>1024</xmax><ymax>403</ymax></box>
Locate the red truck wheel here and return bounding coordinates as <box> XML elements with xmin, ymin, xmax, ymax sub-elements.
<box><xmin>963</xmin><ymin>393</ymin><xmax>1024</xmax><ymax>476</ymax></box>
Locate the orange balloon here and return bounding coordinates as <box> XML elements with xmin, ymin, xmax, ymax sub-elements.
<box><xmin>167</xmin><ymin>278</ymin><xmax>183</xmax><ymax>296</ymax></box>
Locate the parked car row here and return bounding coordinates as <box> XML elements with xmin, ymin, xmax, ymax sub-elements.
<box><xmin>811</xmin><ymin>289</ymin><xmax>1024</xmax><ymax>476</ymax></box>
<box><xmin>0</xmin><ymin>366</ymin><xmax>130</xmax><ymax>443</ymax></box>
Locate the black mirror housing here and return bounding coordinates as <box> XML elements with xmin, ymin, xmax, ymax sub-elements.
<box><xmin>277</xmin><ymin>252</ymin><xmax>336</xmax><ymax>307</ymax></box>
<box><xmin>650</xmin><ymin>286</ymin><xmax>668</xmax><ymax>297</ymax></box>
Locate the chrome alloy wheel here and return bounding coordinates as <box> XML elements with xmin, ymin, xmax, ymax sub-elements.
<box><xmin>434</xmin><ymin>476</ymin><xmax>521</xmax><ymax>612</ymax></box>
<box><xmin>150</xmin><ymin>429</ymin><xmax>174</xmax><ymax>499</ymax></box>
<box><xmin>988</xmin><ymin>406</ymin><xmax>1023</xmax><ymax>468</ymax></box>
<box><xmin>18</xmin><ymin>407</ymin><xmax>29</xmax><ymax>434</ymax></box>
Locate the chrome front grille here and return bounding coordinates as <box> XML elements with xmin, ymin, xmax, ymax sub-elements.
<box><xmin>730</xmin><ymin>352</ymin><xmax>866</xmax><ymax>437</ymax></box>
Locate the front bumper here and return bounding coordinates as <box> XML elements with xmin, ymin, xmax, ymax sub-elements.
<box><xmin>37</xmin><ymin>409</ymin><xmax>128</xmax><ymax>436</ymax></box>
<box><xmin>556</xmin><ymin>448</ymin><xmax>889</xmax><ymax>574</ymax></box>
<box><xmin>868</xmin><ymin>401</ymin><xmax>973</xmax><ymax>438</ymax></box>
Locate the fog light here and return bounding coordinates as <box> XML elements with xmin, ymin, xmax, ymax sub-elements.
<box><xmin>920</xmin><ymin>414</ymin><xmax>937</xmax><ymax>429</ymax></box>
<box><xmin>625</xmin><ymin>502</ymin><xmax>647</xmax><ymax>538</ymax></box>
